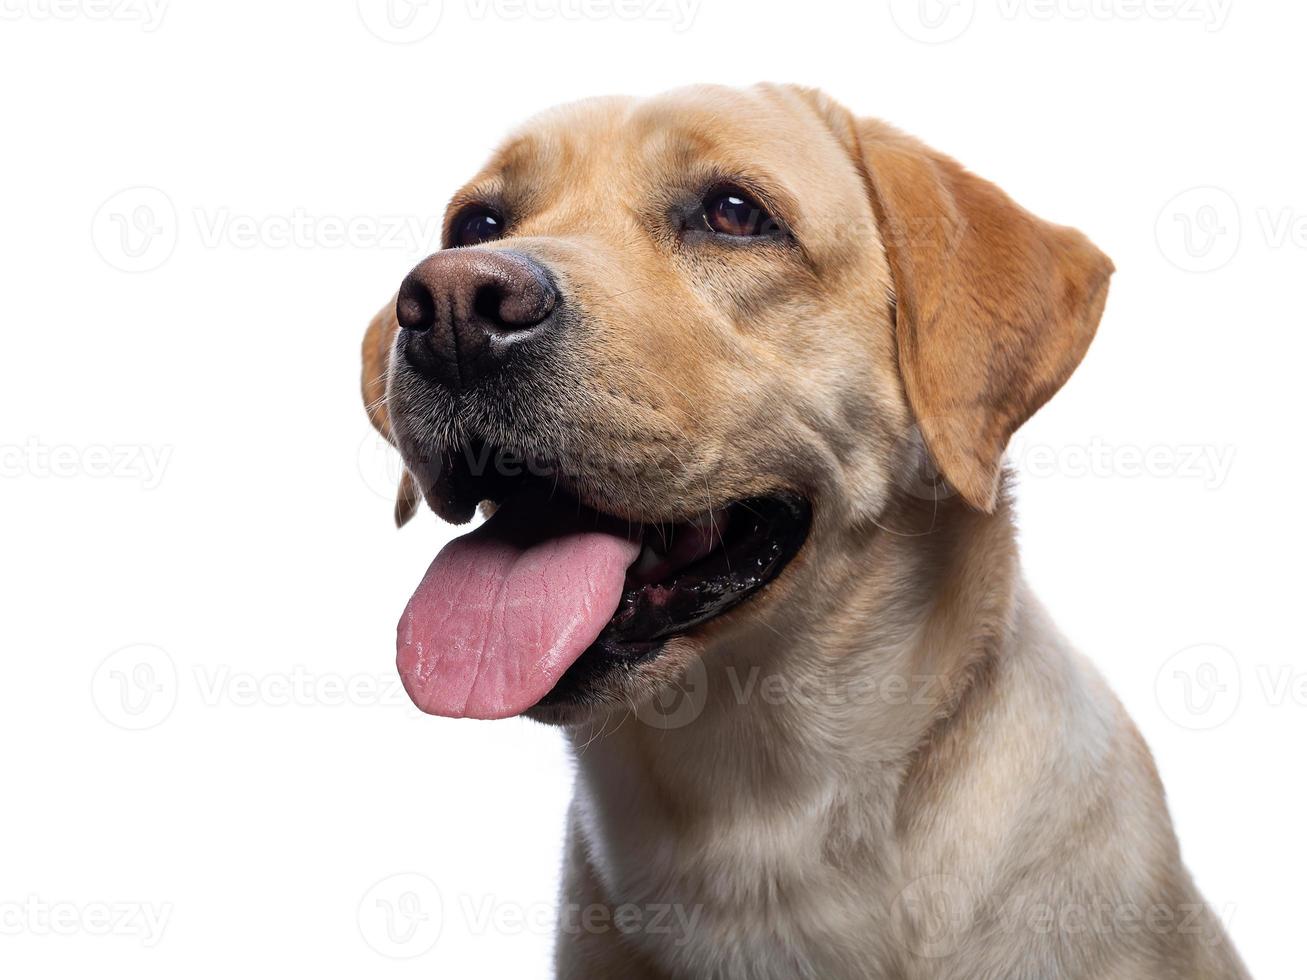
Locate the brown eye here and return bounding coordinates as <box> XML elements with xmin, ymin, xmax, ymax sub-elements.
<box><xmin>451</xmin><ymin>205</ymin><xmax>505</xmax><ymax>247</ymax></box>
<box><xmin>703</xmin><ymin>186</ymin><xmax>779</xmax><ymax>238</ymax></box>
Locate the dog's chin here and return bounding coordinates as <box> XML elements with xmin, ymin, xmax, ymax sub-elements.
<box><xmin>399</xmin><ymin>437</ymin><xmax>812</xmax><ymax>726</ymax></box>
<box><xmin>522</xmin><ymin>635</ymin><xmax>703</xmax><ymax>728</ymax></box>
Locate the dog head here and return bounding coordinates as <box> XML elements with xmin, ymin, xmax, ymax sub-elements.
<box><xmin>361</xmin><ymin>84</ymin><xmax>1112</xmax><ymax>725</ymax></box>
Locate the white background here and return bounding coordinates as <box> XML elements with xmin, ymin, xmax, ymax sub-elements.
<box><xmin>2</xmin><ymin>1</ymin><xmax>1302</xmax><ymax>976</ymax></box>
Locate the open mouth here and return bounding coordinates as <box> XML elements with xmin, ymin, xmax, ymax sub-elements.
<box><xmin>395</xmin><ymin>441</ymin><xmax>811</xmax><ymax>720</ymax></box>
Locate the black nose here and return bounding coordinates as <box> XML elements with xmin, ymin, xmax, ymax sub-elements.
<box><xmin>396</xmin><ymin>249</ymin><xmax>559</xmax><ymax>389</ymax></box>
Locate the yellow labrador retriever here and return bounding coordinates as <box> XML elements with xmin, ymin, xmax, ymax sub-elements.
<box><xmin>361</xmin><ymin>84</ymin><xmax>1249</xmax><ymax>979</ymax></box>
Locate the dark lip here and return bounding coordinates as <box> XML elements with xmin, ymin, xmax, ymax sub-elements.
<box><xmin>532</xmin><ymin>492</ymin><xmax>811</xmax><ymax>713</ymax></box>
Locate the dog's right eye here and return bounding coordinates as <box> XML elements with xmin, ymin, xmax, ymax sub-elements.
<box><xmin>451</xmin><ymin>205</ymin><xmax>506</xmax><ymax>247</ymax></box>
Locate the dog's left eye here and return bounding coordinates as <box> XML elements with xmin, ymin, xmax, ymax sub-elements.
<box><xmin>703</xmin><ymin>186</ymin><xmax>781</xmax><ymax>238</ymax></box>
<box><xmin>451</xmin><ymin>205</ymin><xmax>505</xmax><ymax>247</ymax></box>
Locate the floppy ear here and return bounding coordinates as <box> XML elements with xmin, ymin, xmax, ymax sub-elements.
<box><xmin>362</xmin><ymin>298</ymin><xmax>420</xmax><ymax>527</ymax></box>
<box><xmin>852</xmin><ymin>117</ymin><xmax>1113</xmax><ymax>511</ymax></box>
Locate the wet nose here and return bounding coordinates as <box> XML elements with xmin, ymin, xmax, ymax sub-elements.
<box><xmin>395</xmin><ymin>249</ymin><xmax>559</xmax><ymax>389</ymax></box>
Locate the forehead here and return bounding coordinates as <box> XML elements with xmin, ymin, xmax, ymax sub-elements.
<box><xmin>464</xmin><ymin>86</ymin><xmax>862</xmax><ymax>210</ymax></box>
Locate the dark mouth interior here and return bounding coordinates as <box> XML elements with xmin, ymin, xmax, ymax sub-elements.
<box><xmin>429</xmin><ymin>439</ymin><xmax>811</xmax><ymax>696</ymax></box>
<box><xmin>600</xmin><ymin>493</ymin><xmax>810</xmax><ymax>647</ymax></box>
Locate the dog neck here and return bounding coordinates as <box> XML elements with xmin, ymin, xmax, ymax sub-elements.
<box><xmin>565</xmin><ymin>481</ymin><xmax>1022</xmax><ymax>834</ymax></box>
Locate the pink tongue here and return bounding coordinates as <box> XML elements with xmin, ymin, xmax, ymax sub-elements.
<box><xmin>397</xmin><ymin>493</ymin><xmax>641</xmax><ymax>719</ymax></box>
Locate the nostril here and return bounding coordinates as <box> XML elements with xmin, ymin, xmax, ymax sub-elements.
<box><xmin>472</xmin><ymin>281</ymin><xmax>507</xmax><ymax>330</ymax></box>
<box><xmin>474</xmin><ymin>273</ymin><xmax>557</xmax><ymax>334</ymax></box>
<box><xmin>396</xmin><ymin>275</ymin><xmax>436</xmax><ymax>333</ymax></box>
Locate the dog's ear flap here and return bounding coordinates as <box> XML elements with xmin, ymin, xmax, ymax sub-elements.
<box><xmin>853</xmin><ymin>118</ymin><xmax>1113</xmax><ymax>511</ymax></box>
<box><xmin>362</xmin><ymin>297</ymin><xmax>419</xmax><ymax>528</ymax></box>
